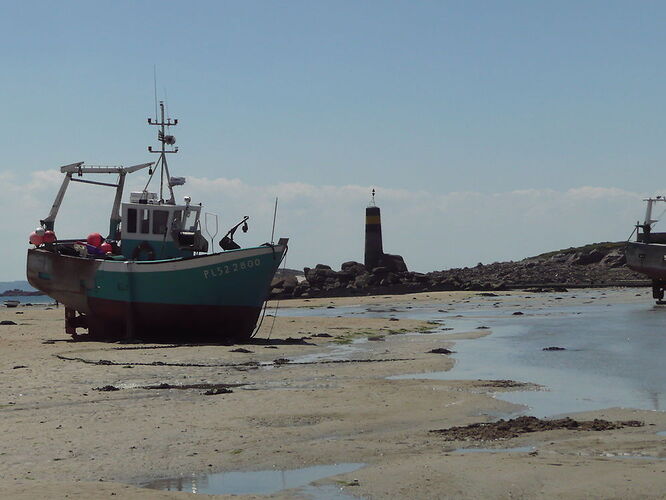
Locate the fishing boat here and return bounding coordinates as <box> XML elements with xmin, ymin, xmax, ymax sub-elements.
<box><xmin>3</xmin><ymin>300</ymin><xmax>20</xmax><ymax>308</ymax></box>
<box><xmin>26</xmin><ymin>102</ymin><xmax>288</xmax><ymax>340</ymax></box>
<box><xmin>625</xmin><ymin>196</ymin><xmax>666</xmax><ymax>302</ymax></box>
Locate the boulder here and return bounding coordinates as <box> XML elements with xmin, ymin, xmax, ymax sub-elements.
<box><xmin>304</xmin><ymin>266</ymin><xmax>338</xmax><ymax>286</ymax></box>
<box><xmin>412</xmin><ymin>272</ymin><xmax>429</xmax><ymax>283</ymax></box>
<box><xmin>292</xmin><ymin>282</ymin><xmax>310</xmax><ymax>297</ymax></box>
<box><xmin>371</xmin><ymin>266</ymin><xmax>389</xmax><ymax>276</ymax></box>
<box><xmin>354</xmin><ymin>273</ymin><xmax>372</xmax><ymax>288</ymax></box>
<box><xmin>570</xmin><ymin>249</ymin><xmax>605</xmax><ymax>265</ymax></box>
<box><xmin>282</xmin><ymin>275</ymin><xmax>298</xmax><ymax>292</ymax></box>
<box><xmin>341</xmin><ymin>261</ymin><xmax>367</xmax><ymax>276</ymax></box>
<box><xmin>600</xmin><ymin>249</ymin><xmax>626</xmax><ymax>268</ymax></box>
<box><xmin>335</xmin><ymin>271</ymin><xmax>354</xmax><ymax>283</ymax></box>
<box><xmin>381</xmin><ymin>253</ymin><xmax>408</xmax><ymax>272</ymax></box>
<box><xmin>270</xmin><ymin>277</ymin><xmax>285</xmax><ymax>289</ymax></box>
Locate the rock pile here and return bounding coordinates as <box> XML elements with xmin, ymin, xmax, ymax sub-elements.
<box><xmin>430</xmin><ymin>415</ymin><xmax>643</xmax><ymax>441</ymax></box>
<box><xmin>270</xmin><ymin>243</ymin><xmax>647</xmax><ymax>299</ymax></box>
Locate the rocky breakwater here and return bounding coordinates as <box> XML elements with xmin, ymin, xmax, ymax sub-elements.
<box><xmin>269</xmin><ymin>242</ymin><xmax>648</xmax><ymax>299</ymax></box>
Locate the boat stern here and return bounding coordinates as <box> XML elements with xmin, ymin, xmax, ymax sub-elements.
<box><xmin>26</xmin><ymin>248</ymin><xmax>99</xmax><ymax>312</ymax></box>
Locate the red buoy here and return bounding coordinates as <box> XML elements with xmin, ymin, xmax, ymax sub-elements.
<box><xmin>29</xmin><ymin>231</ymin><xmax>43</xmax><ymax>246</ymax></box>
<box><xmin>43</xmin><ymin>230</ymin><xmax>57</xmax><ymax>244</ymax></box>
<box><xmin>99</xmin><ymin>242</ymin><xmax>113</xmax><ymax>254</ymax></box>
<box><xmin>86</xmin><ymin>232</ymin><xmax>103</xmax><ymax>247</ymax></box>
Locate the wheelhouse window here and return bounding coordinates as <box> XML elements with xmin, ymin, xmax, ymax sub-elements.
<box><xmin>184</xmin><ymin>209</ymin><xmax>199</xmax><ymax>231</ymax></box>
<box><xmin>172</xmin><ymin>210</ymin><xmax>182</xmax><ymax>230</ymax></box>
<box><xmin>126</xmin><ymin>208</ymin><xmax>137</xmax><ymax>233</ymax></box>
<box><xmin>152</xmin><ymin>210</ymin><xmax>169</xmax><ymax>235</ymax></box>
<box><xmin>140</xmin><ymin>209</ymin><xmax>150</xmax><ymax>234</ymax></box>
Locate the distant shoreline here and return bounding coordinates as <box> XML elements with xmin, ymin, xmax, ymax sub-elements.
<box><xmin>0</xmin><ymin>289</ymin><xmax>45</xmax><ymax>297</ymax></box>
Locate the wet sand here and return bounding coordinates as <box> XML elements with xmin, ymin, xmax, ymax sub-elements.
<box><xmin>2</xmin><ymin>290</ymin><xmax>666</xmax><ymax>499</ymax></box>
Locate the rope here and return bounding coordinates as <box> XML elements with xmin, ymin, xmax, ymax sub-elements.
<box><xmin>250</xmin><ymin>300</ymin><xmax>269</xmax><ymax>339</ymax></box>
<box><xmin>626</xmin><ymin>226</ymin><xmax>637</xmax><ymax>242</ymax></box>
<box><xmin>250</xmin><ymin>245</ymin><xmax>288</xmax><ymax>340</ymax></box>
<box><xmin>142</xmin><ymin>155</ymin><xmax>160</xmax><ymax>193</ymax></box>
<box><xmin>266</xmin><ymin>251</ymin><xmax>288</xmax><ymax>340</ymax></box>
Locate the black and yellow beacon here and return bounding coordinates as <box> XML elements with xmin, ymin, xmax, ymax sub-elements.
<box><xmin>364</xmin><ymin>189</ymin><xmax>407</xmax><ymax>273</ymax></box>
<box><xmin>364</xmin><ymin>189</ymin><xmax>383</xmax><ymax>270</ymax></box>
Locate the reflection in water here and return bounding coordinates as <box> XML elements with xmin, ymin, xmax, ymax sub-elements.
<box><xmin>149</xmin><ymin>474</ymin><xmax>204</xmax><ymax>493</ymax></box>
<box><xmin>143</xmin><ymin>462</ymin><xmax>365</xmax><ymax>496</ymax></box>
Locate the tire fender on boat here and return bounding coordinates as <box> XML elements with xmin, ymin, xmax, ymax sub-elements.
<box><xmin>131</xmin><ymin>241</ymin><xmax>156</xmax><ymax>261</ymax></box>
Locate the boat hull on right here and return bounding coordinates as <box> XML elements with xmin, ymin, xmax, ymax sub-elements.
<box><xmin>624</xmin><ymin>196</ymin><xmax>666</xmax><ymax>302</ymax></box>
<box><xmin>625</xmin><ymin>241</ymin><xmax>666</xmax><ymax>280</ymax></box>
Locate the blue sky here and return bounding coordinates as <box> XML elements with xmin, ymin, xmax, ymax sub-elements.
<box><xmin>2</xmin><ymin>1</ymin><xmax>666</xmax><ymax>279</ymax></box>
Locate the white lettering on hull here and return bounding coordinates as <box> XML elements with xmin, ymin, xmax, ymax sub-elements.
<box><xmin>203</xmin><ymin>258</ymin><xmax>262</xmax><ymax>279</ymax></box>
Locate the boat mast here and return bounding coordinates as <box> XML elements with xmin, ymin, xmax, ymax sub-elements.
<box><xmin>148</xmin><ymin>101</ymin><xmax>178</xmax><ymax>205</ymax></box>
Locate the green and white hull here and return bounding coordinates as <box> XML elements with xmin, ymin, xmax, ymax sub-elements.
<box><xmin>27</xmin><ymin>242</ymin><xmax>287</xmax><ymax>340</ymax></box>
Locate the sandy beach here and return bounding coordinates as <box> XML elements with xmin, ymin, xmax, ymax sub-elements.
<box><xmin>2</xmin><ymin>289</ymin><xmax>666</xmax><ymax>499</ymax></box>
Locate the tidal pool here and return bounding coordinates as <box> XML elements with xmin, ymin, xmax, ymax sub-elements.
<box><xmin>142</xmin><ymin>462</ymin><xmax>365</xmax><ymax>497</ymax></box>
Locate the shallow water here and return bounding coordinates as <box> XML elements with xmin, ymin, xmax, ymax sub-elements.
<box><xmin>287</xmin><ymin>290</ymin><xmax>666</xmax><ymax>417</ymax></box>
<box><xmin>2</xmin><ymin>295</ymin><xmax>53</xmax><ymax>305</ymax></box>
<box><xmin>455</xmin><ymin>446</ymin><xmax>536</xmax><ymax>454</ymax></box>
<box><xmin>142</xmin><ymin>462</ymin><xmax>365</xmax><ymax>497</ymax></box>
<box><xmin>397</xmin><ymin>299</ymin><xmax>666</xmax><ymax>417</ymax></box>
<box><xmin>288</xmin><ymin>337</ymin><xmax>370</xmax><ymax>364</ymax></box>
<box><xmin>601</xmin><ymin>452</ymin><xmax>666</xmax><ymax>460</ymax></box>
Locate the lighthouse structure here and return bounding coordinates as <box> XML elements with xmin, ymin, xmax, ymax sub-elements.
<box><xmin>364</xmin><ymin>189</ymin><xmax>407</xmax><ymax>272</ymax></box>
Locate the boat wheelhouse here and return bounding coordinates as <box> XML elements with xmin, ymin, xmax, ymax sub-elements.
<box><xmin>120</xmin><ymin>191</ymin><xmax>208</xmax><ymax>261</ymax></box>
